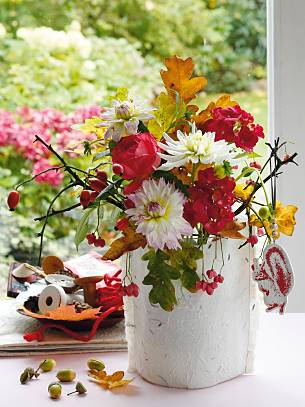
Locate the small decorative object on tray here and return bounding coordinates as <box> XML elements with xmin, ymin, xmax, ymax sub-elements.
<box><xmin>8</xmin><ymin>56</ymin><xmax>298</xmax><ymax>388</ymax></box>
<box><xmin>7</xmin><ymin>252</ymin><xmax>124</xmax><ymax>342</ymax></box>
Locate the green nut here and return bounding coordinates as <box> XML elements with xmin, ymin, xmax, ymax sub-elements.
<box><xmin>259</xmin><ymin>206</ymin><xmax>270</xmax><ymax>220</ymax></box>
<box><xmin>20</xmin><ymin>370</ymin><xmax>31</xmax><ymax>385</ymax></box>
<box><xmin>56</xmin><ymin>369</ymin><xmax>76</xmax><ymax>382</ymax></box>
<box><xmin>87</xmin><ymin>358</ymin><xmax>105</xmax><ymax>371</ymax></box>
<box><xmin>76</xmin><ymin>382</ymin><xmax>87</xmax><ymax>395</ymax></box>
<box><xmin>39</xmin><ymin>359</ymin><xmax>56</xmax><ymax>372</ymax></box>
<box><xmin>68</xmin><ymin>381</ymin><xmax>87</xmax><ymax>396</ymax></box>
<box><xmin>48</xmin><ymin>383</ymin><xmax>62</xmax><ymax>399</ymax></box>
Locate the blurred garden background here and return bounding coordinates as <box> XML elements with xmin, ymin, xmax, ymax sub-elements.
<box><xmin>0</xmin><ymin>0</ymin><xmax>267</xmax><ymax>294</ymax></box>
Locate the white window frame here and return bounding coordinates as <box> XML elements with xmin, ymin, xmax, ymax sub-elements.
<box><xmin>267</xmin><ymin>0</ymin><xmax>305</xmax><ymax>311</ymax></box>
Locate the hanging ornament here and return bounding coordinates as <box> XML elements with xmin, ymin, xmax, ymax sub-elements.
<box><xmin>253</xmin><ymin>243</ymin><xmax>294</xmax><ymax>314</ymax></box>
<box><xmin>253</xmin><ymin>139</ymin><xmax>295</xmax><ymax>313</ymax></box>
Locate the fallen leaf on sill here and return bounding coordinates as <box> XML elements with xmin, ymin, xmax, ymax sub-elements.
<box><xmin>88</xmin><ymin>369</ymin><xmax>133</xmax><ymax>390</ymax></box>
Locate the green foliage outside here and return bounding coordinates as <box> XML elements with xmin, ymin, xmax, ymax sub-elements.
<box><xmin>0</xmin><ymin>0</ymin><xmax>266</xmax><ymax>94</ymax></box>
<box><xmin>0</xmin><ymin>0</ymin><xmax>267</xmax><ymax>296</ymax></box>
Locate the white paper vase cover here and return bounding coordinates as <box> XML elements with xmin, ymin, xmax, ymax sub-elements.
<box><xmin>124</xmin><ymin>239</ymin><xmax>259</xmax><ymax>389</ymax></box>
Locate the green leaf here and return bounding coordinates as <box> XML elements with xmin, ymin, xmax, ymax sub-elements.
<box><xmin>153</xmin><ymin>170</ymin><xmax>189</xmax><ymax>194</ymax></box>
<box><xmin>74</xmin><ymin>207</ymin><xmax>95</xmax><ymax>250</ymax></box>
<box><xmin>92</xmin><ymin>149</ymin><xmax>110</xmax><ymax>162</ymax></box>
<box><xmin>181</xmin><ymin>267</ymin><xmax>200</xmax><ymax>292</ymax></box>
<box><xmin>142</xmin><ymin>249</ymin><xmax>179</xmax><ymax>311</ymax></box>
<box><xmin>234</xmin><ymin>151</ymin><xmax>262</xmax><ymax>159</ymax></box>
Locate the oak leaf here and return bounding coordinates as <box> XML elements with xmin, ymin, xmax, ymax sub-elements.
<box><xmin>102</xmin><ymin>226</ymin><xmax>146</xmax><ymax>261</ymax></box>
<box><xmin>21</xmin><ymin>305</ymin><xmax>102</xmax><ymax>321</ymax></box>
<box><xmin>160</xmin><ymin>56</ymin><xmax>207</xmax><ymax>103</ymax></box>
<box><xmin>193</xmin><ymin>94</ymin><xmax>238</xmax><ymax>128</ymax></box>
<box><xmin>88</xmin><ymin>369</ymin><xmax>133</xmax><ymax>390</ymax></box>
<box><xmin>148</xmin><ymin>92</ymin><xmax>180</xmax><ymax>140</ymax></box>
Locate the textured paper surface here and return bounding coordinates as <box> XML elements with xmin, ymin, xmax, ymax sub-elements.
<box><xmin>125</xmin><ymin>240</ymin><xmax>259</xmax><ymax>389</ymax></box>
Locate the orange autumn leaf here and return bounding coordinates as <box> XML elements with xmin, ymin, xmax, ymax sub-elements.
<box><xmin>102</xmin><ymin>226</ymin><xmax>146</xmax><ymax>261</ymax></box>
<box><xmin>193</xmin><ymin>94</ymin><xmax>238</xmax><ymax>128</ymax></box>
<box><xmin>218</xmin><ymin>221</ymin><xmax>246</xmax><ymax>239</ymax></box>
<box><xmin>88</xmin><ymin>369</ymin><xmax>133</xmax><ymax>390</ymax></box>
<box><xmin>160</xmin><ymin>56</ymin><xmax>207</xmax><ymax>103</ymax></box>
<box><xmin>171</xmin><ymin>167</ymin><xmax>191</xmax><ymax>184</ymax></box>
<box><xmin>21</xmin><ymin>305</ymin><xmax>102</xmax><ymax>321</ymax></box>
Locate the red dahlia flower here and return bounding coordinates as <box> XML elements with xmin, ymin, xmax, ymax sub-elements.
<box><xmin>203</xmin><ymin>105</ymin><xmax>264</xmax><ymax>152</ymax></box>
<box><xmin>183</xmin><ymin>168</ymin><xmax>236</xmax><ymax>234</ymax></box>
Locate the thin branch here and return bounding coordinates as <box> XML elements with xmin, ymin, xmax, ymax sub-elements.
<box><xmin>37</xmin><ymin>183</ymin><xmax>75</xmax><ymax>265</ymax></box>
<box><xmin>234</xmin><ymin>152</ymin><xmax>298</xmax><ymax>216</ymax></box>
<box><xmin>16</xmin><ymin>166</ymin><xmax>65</xmax><ymax>190</ymax></box>
<box><xmin>34</xmin><ymin>135</ymin><xmax>86</xmax><ymax>188</ymax></box>
<box><xmin>34</xmin><ymin>203</ymin><xmax>81</xmax><ymax>221</ymax></box>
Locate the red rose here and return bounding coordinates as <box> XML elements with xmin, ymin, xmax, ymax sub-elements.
<box><xmin>112</xmin><ymin>132</ymin><xmax>160</xmax><ymax>193</ymax></box>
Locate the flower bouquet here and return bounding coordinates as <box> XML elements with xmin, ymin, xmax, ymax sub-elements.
<box><xmin>8</xmin><ymin>56</ymin><xmax>298</xmax><ymax>388</ymax></box>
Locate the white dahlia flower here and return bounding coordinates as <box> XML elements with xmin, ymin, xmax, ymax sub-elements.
<box><xmin>125</xmin><ymin>178</ymin><xmax>193</xmax><ymax>250</ymax></box>
<box><xmin>158</xmin><ymin>123</ymin><xmax>238</xmax><ymax>171</ymax></box>
<box><xmin>98</xmin><ymin>99</ymin><xmax>154</xmax><ymax>142</ymax></box>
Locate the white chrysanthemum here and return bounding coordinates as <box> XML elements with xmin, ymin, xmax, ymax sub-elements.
<box><xmin>158</xmin><ymin>123</ymin><xmax>238</xmax><ymax>171</ymax></box>
<box><xmin>125</xmin><ymin>178</ymin><xmax>193</xmax><ymax>250</ymax></box>
<box><xmin>98</xmin><ymin>99</ymin><xmax>154</xmax><ymax>142</ymax></box>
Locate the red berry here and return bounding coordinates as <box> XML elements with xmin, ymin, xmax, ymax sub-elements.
<box><xmin>86</xmin><ymin>233</ymin><xmax>96</xmax><ymax>245</ymax></box>
<box><xmin>210</xmin><ymin>281</ymin><xmax>218</xmax><ymax>289</ymax></box>
<box><xmin>196</xmin><ymin>281</ymin><xmax>202</xmax><ymax>290</ymax></box>
<box><xmin>125</xmin><ymin>284</ymin><xmax>134</xmax><ymax>297</ymax></box>
<box><xmin>214</xmin><ymin>275</ymin><xmax>219</xmax><ymax>283</ymax></box>
<box><xmin>206</xmin><ymin>269</ymin><xmax>217</xmax><ymax>279</ymax></box>
<box><xmin>130</xmin><ymin>283</ymin><xmax>139</xmax><ymax>297</ymax></box>
<box><xmin>7</xmin><ymin>190</ymin><xmax>20</xmax><ymax>211</ymax></box>
<box><xmin>217</xmin><ymin>275</ymin><xmax>224</xmax><ymax>283</ymax></box>
<box><xmin>206</xmin><ymin>285</ymin><xmax>214</xmax><ymax>295</ymax></box>
<box><xmin>116</xmin><ymin>218</ymin><xmax>129</xmax><ymax>231</ymax></box>
<box><xmin>247</xmin><ymin>235</ymin><xmax>258</xmax><ymax>245</ymax></box>
<box><xmin>96</xmin><ymin>170</ymin><xmax>108</xmax><ymax>182</ymax></box>
<box><xmin>113</xmin><ymin>163</ymin><xmax>124</xmax><ymax>176</ymax></box>
<box><xmin>80</xmin><ymin>189</ymin><xmax>91</xmax><ymax>208</ymax></box>
<box><xmin>95</xmin><ymin>238</ymin><xmax>106</xmax><ymax>248</ymax></box>
<box><xmin>201</xmin><ymin>282</ymin><xmax>208</xmax><ymax>292</ymax></box>
<box><xmin>257</xmin><ymin>227</ymin><xmax>264</xmax><ymax>237</ymax></box>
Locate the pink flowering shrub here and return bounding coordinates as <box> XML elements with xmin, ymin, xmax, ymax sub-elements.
<box><xmin>0</xmin><ymin>105</ymin><xmax>101</xmax><ymax>186</ymax></box>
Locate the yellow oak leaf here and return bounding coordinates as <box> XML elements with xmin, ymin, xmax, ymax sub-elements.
<box><xmin>88</xmin><ymin>369</ymin><xmax>133</xmax><ymax>390</ymax></box>
<box><xmin>160</xmin><ymin>56</ymin><xmax>207</xmax><ymax>103</ymax></box>
<box><xmin>148</xmin><ymin>92</ymin><xmax>180</xmax><ymax>140</ymax></box>
<box><xmin>218</xmin><ymin>221</ymin><xmax>246</xmax><ymax>239</ymax></box>
<box><xmin>193</xmin><ymin>94</ymin><xmax>238</xmax><ymax>128</ymax></box>
<box><xmin>102</xmin><ymin>226</ymin><xmax>146</xmax><ymax>261</ymax></box>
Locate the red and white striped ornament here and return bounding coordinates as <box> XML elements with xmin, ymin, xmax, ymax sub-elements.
<box><xmin>253</xmin><ymin>243</ymin><xmax>294</xmax><ymax>314</ymax></box>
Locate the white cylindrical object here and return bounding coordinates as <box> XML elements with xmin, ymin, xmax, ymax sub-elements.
<box><xmin>124</xmin><ymin>239</ymin><xmax>259</xmax><ymax>389</ymax></box>
<box><xmin>38</xmin><ymin>284</ymin><xmax>67</xmax><ymax>314</ymax></box>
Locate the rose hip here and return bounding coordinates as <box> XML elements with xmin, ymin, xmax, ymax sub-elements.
<box><xmin>96</xmin><ymin>170</ymin><xmax>107</xmax><ymax>182</ymax></box>
<box><xmin>113</xmin><ymin>163</ymin><xmax>124</xmax><ymax>176</ymax></box>
<box><xmin>80</xmin><ymin>190</ymin><xmax>91</xmax><ymax>208</ymax></box>
<box><xmin>7</xmin><ymin>190</ymin><xmax>20</xmax><ymax>211</ymax></box>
